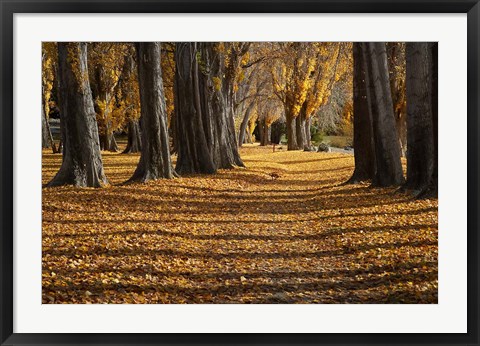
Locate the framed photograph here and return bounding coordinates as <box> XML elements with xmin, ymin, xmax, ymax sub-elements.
<box><xmin>1</xmin><ymin>0</ymin><xmax>479</xmax><ymax>345</ymax></box>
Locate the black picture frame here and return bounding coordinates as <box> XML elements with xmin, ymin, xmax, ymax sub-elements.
<box><xmin>1</xmin><ymin>1</ymin><xmax>479</xmax><ymax>345</ymax></box>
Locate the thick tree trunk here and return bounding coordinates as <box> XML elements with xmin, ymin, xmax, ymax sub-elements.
<box><xmin>238</xmin><ymin>101</ymin><xmax>255</xmax><ymax>147</ymax></box>
<box><xmin>172</xmin><ymin>43</ymin><xmax>246</xmax><ymax>171</ymax></box>
<box><xmin>123</xmin><ymin>118</ymin><xmax>142</xmax><ymax>153</ymax></box>
<box><xmin>427</xmin><ymin>42</ymin><xmax>438</xmax><ymax>197</ymax></box>
<box><xmin>47</xmin><ymin>43</ymin><xmax>108</xmax><ymax>188</ymax></box>
<box><xmin>366</xmin><ymin>42</ymin><xmax>404</xmax><ymax>187</ymax></box>
<box><xmin>128</xmin><ymin>42</ymin><xmax>176</xmax><ymax>182</ymax></box>
<box><xmin>405</xmin><ymin>42</ymin><xmax>436</xmax><ymax>196</ymax></box>
<box><xmin>286</xmin><ymin>110</ymin><xmax>298</xmax><ymax>150</ymax></box>
<box><xmin>347</xmin><ymin>42</ymin><xmax>375</xmax><ymax>184</ymax></box>
<box><xmin>208</xmin><ymin>44</ymin><xmax>245</xmax><ymax>168</ymax></box>
<box><xmin>174</xmin><ymin>42</ymin><xmax>216</xmax><ymax>174</ymax></box>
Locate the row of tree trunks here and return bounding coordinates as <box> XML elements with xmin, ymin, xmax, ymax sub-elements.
<box><xmin>285</xmin><ymin>106</ymin><xmax>311</xmax><ymax>151</ymax></box>
<box><xmin>348</xmin><ymin>41</ymin><xmax>438</xmax><ymax>197</ymax></box>
<box><xmin>405</xmin><ymin>42</ymin><xmax>438</xmax><ymax>197</ymax></box>
<box><xmin>128</xmin><ymin>42</ymin><xmax>176</xmax><ymax>182</ymax></box>
<box><xmin>47</xmin><ymin>43</ymin><xmax>108</xmax><ymax>187</ymax></box>
<box><xmin>347</xmin><ymin>42</ymin><xmax>404</xmax><ymax>187</ymax></box>
<box><xmin>174</xmin><ymin>42</ymin><xmax>244</xmax><ymax>174</ymax></box>
<box><xmin>47</xmin><ymin>42</ymin><xmax>178</xmax><ymax>187</ymax></box>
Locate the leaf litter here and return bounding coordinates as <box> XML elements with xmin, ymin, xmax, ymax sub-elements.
<box><xmin>42</xmin><ymin>145</ymin><xmax>437</xmax><ymax>304</ymax></box>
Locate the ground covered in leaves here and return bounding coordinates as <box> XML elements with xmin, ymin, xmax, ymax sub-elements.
<box><xmin>42</xmin><ymin>144</ymin><xmax>438</xmax><ymax>304</ymax></box>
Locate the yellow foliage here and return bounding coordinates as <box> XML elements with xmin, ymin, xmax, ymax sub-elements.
<box><xmin>212</xmin><ymin>76</ymin><xmax>222</xmax><ymax>91</ymax></box>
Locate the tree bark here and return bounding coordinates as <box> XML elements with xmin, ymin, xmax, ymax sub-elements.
<box><xmin>123</xmin><ymin>118</ymin><xmax>142</xmax><ymax>153</ymax></box>
<box><xmin>405</xmin><ymin>42</ymin><xmax>436</xmax><ymax>196</ymax></box>
<box><xmin>208</xmin><ymin>44</ymin><xmax>245</xmax><ymax>168</ymax></box>
<box><xmin>238</xmin><ymin>101</ymin><xmax>255</xmax><ymax>147</ymax></box>
<box><xmin>386</xmin><ymin>42</ymin><xmax>407</xmax><ymax>157</ymax></box>
<box><xmin>42</xmin><ymin>83</ymin><xmax>57</xmax><ymax>153</ymax></box>
<box><xmin>285</xmin><ymin>108</ymin><xmax>298</xmax><ymax>150</ymax></box>
<box><xmin>260</xmin><ymin>119</ymin><xmax>271</xmax><ymax>146</ymax></box>
<box><xmin>174</xmin><ymin>42</ymin><xmax>216</xmax><ymax>174</ymax></box>
<box><xmin>47</xmin><ymin>43</ymin><xmax>108</xmax><ymax>188</ymax></box>
<box><xmin>128</xmin><ymin>42</ymin><xmax>176</xmax><ymax>182</ymax></box>
<box><xmin>42</xmin><ymin>106</ymin><xmax>50</xmax><ymax>149</ymax></box>
<box><xmin>173</xmin><ymin>43</ymin><xmax>246</xmax><ymax>173</ymax></box>
<box><xmin>347</xmin><ymin>42</ymin><xmax>376</xmax><ymax>184</ymax></box>
<box><xmin>108</xmin><ymin>133</ymin><xmax>118</xmax><ymax>152</ymax></box>
<box><xmin>304</xmin><ymin>116</ymin><xmax>312</xmax><ymax>149</ymax></box>
<box><xmin>246</xmin><ymin>128</ymin><xmax>253</xmax><ymax>143</ymax></box>
<box><xmin>427</xmin><ymin>42</ymin><xmax>438</xmax><ymax>198</ymax></box>
<box><xmin>366</xmin><ymin>42</ymin><xmax>404</xmax><ymax>187</ymax></box>
<box><xmin>295</xmin><ymin>108</ymin><xmax>306</xmax><ymax>150</ymax></box>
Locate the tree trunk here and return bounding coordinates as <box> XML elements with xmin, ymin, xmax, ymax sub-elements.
<box><xmin>123</xmin><ymin>118</ymin><xmax>142</xmax><ymax>153</ymax></box>
<box><xmin>174</xmin><ymin>42</ymin><xmax>216</xmax><ymax>174</ymax></box>
<box><xmin>304</xmin><ymin>116</ymin><xmax>312</xmax><ymax>149</ymax></box>
<box><xmin>246</xmin><ymin>128</ymin><xmax>253</xmax><ymax>143</ymax></box>
<box><xmin>128</xmin><ymin>42</ymin><xmax>176</xmax><ymax>182</ymax></box>
<box><xmin>42</xmin><ymin>70</ymin><xmax>58</xmax><ymax>153</ymax></box>
<box><xmin>427</xmin><ymin>42</ymin><xmax>438</xmax><ymax>198</ymax></box>
<box><xmin>44</xmin><ymin>113</ymin><xmax>58</xmax><ymax>153</ymax></box>
<box><xmin>42</xmin><ymin>106</ymin><xmax>50</xmax><ymax>149</ymax></box>
<box><xmin>396</xmin><ymin>113</ymin><xmax>407</xmax><ymax>157</ymax></box>
<box><xmin>386</xmin><ymin>42</ymin><xmax>407</xmax><ymax>157</ymax></box>
<box><xmin>47</xmin><ymin>43</ymin><xmax>108</xmax><ymax>188</ymax></box>
<box><xmin>347</xmin><ymin>42</ymin><xmax>375</xmax><ymax>184</ymax></box>
<box><xmin>238</xmin><ymin>101</ymin><xmax>255</xmax><ymax>147</ymax></box>
<box><xmin>405</xmin><ymin>42</ymin><xmax>436</xmax><ymax>196</ymax></box>
<box><xmin>286</xmin><ymin>110</ymin><xmax>298</xmax><ymax>150</ymax></box>
<box><xmin>260</xmin><ymin>119</ymin><xmax>271</xmax><ymax>146</ymax></box>
<box><xmin>366</xmin><ymin>42</ymin><xmax>404</xmax><ymax>187</ymax></box>
<box><xmin>295</xmin><ymin>109</ymin><xmax>306</xmax><ymax>150</ymax></box>
<box><xmin>208</xmin><ymin>44</ymin><xmax>245</xmax><ymax>168</ymax></box>
<box><xmin>108</xmin><ymin>133</ymin><xmax>118</xmax><ymax>152</ymax></box>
